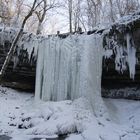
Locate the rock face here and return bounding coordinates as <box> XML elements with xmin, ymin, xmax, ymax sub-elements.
<box><xmin>0</xmin><ymin>31</ymin><xmax>37</xmax><ymax>91</ymax></box>
<box><xmin>0</xmin><ymin>12</ymin><xmax>140</xmax><ymax>99</ymax></box>
<box><xmin>102</xmin><ymin>27</ymin><xmax>140</xmax><ymax>87</ymax></box>
<box><xmin>102</xmin><ymin>12</ymin><xmax>140</xmax><ymax>91</ymax></box>
<box><xmin>0</xmin><ymin>45</ymin><xmax>36</xmax><ymax>91</ymax></box>
<box><xmin>102</xmin><ymin>12</ymin><xmax>140</xmax><ymax>99</ymax></box>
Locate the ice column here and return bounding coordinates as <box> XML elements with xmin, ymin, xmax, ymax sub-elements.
<box><xmin>126</xmin><ymin>33</ymin><xmax>136</xmax><ymax>80</ymax></box>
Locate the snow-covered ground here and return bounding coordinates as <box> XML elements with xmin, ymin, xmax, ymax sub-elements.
<box><xmin>0</xmin><ymin>86</ymin><xmax>140</xmax><ymax>140</ymax></box>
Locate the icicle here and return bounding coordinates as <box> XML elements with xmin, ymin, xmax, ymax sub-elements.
<box><xmin>126</xmin><ymin>33</ymin><xmax>136</xmax><ymax>80</ymax></box>
<box><xmin>103</xmin><ymin>49</ymin><xmax>113</xmax><ymax>59</ymax></box>
<box><xmin>114</xmin><ymin>45</ymin><xmax>127</xmax><ymax>73</ymax></box>
<box><xmin>0</xmin><ymin>26</ymin><xmax>5</xmax><ymax>46</ymax></box>
<box><xmin>13</xmin><ymin>55</ymin><xmax>19</xmax><ymax>69</ymax></box>
<box><xmin>35</xmin><ymin>40</ymin><xmax>44</xmax><ymax>100</ymax></box>
<box><xmin>104</xmin><ymin>33</ymin><xmax>137</xmax><ymax>79</ymax></box>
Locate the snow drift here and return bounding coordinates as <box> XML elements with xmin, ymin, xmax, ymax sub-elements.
<box><xmin>1</xmin><ymin>86</ymin><xmax>140</xmax><ymax>140</ymax></box>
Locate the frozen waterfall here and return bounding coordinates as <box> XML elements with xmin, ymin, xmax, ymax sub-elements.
<box><xmin>35</xmin><ymin>34</ymin><xmax>103</xmax><ymax>113</ymax></box>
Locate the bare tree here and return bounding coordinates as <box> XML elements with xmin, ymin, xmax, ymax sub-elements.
<box><xmin>109</xmin><ymin>0</ymin><xmax>115</xmax><ymax>22</ymax></box>
<box><xmin>0</xmin><ymin>0</ymin><xmax>25</xmax><ymax>27</ymax></box>
<box><xmin>86</xmin><ymin>0</ymin><xmax>102</xmax><ymax>29</ymax></box>
<box><xmin>11</xmin><ymin>0</ymin><xmax>25</xmax><ymax>27</ymax></box>
<box><xmin>0</xmin><ymin>0</ymin><xmax>12</xmax><ymax>25</ymax></box>
<box><xmin>73</xmin><ymin>0</ymin><xmax>81</xmax><ymax>32</ymax></box>
<box><xmin>36</xmin><ymin>0</ymin><xmax>47</xmax><ymax>34</ymax></box>
<box><xmin>115</xmin><ymin>0</ymin><xmax>139</xmax><ymax>17</ymax></box>
<box><xmin>68</xmin><ymin>0</ymin><xmax>73</xmax><ymax>33</ymax></box>
<box><xmin>124</xmin><ymin>0</ymin><xmax>139</xmax><ymax>15</ymax></box>
<box><xmin>35</xmin><ymin>0</ymin><xmax>59</xmax><ymax>35</ymax></box>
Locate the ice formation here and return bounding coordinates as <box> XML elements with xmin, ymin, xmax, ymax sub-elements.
<box><xmin>35</xmin><ymin>34</ymin><xmax>104</xmax><ymax>114</ymax></box>
<box><xmin>104</xmin><ymin>33</ymin><xmax>136</xmax><ymax>79</ymax></box>
<box><xmin>0</xmin><ymin>26</ymin><xmax>137</xmax><ymax>80</ymax></box>
<box><xmin>0</xmin><ymin>26</ymin><xmax>39</xmax><ymax>68</ymax></box>
<box><xmin>126</xmin><ymin>33</ymin><xmax>136</xmax><ymax>79</ymax></box>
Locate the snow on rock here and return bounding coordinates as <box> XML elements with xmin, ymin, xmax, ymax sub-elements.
<box><xmin>0</xmin><ymin>86</ymin><xmax>140</xmax><ymax>139</ymax></box>
<box><xmin>116</xmin><ymin>11</ymin><xmax>140</xmax><ymax>26</ymax></box>
<box><xmin>121</xmin><ymin>134</ymin><xmax>140</xmax><ymax>140</ymax></box>
<box><xmin>103</xmin><ymin>87</ymin><xmax>140</xmax><ymax>99</ymax></box>
<box><xmin>0</xmin><ymin>86</ymin><xmax>34</xmax><ymax>135</ymax></box>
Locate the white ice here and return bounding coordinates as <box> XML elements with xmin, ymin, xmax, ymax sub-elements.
<box><xmin>35</xmin><ymin>34</ymin><xmax>104</xmax><ymax>116</ymax></box>
<box><xmin>104</xmin><ymin>34</ymin><xmax>137</xmax><ymax>79</ymax></box>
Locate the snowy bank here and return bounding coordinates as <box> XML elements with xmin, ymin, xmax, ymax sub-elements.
<box><xmin>0</xmin><ymin>87</ymin><xmax>140</xmax><ymax>140</ymax></box>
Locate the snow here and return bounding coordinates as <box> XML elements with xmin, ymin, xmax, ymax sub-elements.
<box><xmin>0</xmin><ymin>86</ymin><xmax>140</xmax><ymax>140</ymax></box>
<box><xmin>116</xmin><ymin>11</ymin><xmax>140</xmax><ymax>26</ymax></box>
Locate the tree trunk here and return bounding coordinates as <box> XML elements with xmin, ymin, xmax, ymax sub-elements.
<box><xmin>0</xmin><ymin>28</ymin><xmax>23</xmax><ymax>79</ymax></box>
<box><xmin>109</xmin><ymin>0</ymin><xmax>115</xmax><ymax>22</ymax></box>
<box><xmin>36</xmin><ymin>21</ymin><xmax>42</xmax><ymax>35</ymax></box>
<box><xmin>68</xmin><ymin>0</ymin><xmax>72</xmax><ymax>33</ymax></box>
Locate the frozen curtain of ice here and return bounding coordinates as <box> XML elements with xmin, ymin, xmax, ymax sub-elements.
<box><xmin>34</xmin><ymin>32</ymin><xmax>137</xmax><ymax>104</ymax></box>
<box><xmin>35</xmin><ymin>34</ymin><xmax>103</xmax><ymax>113</ymax></box>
